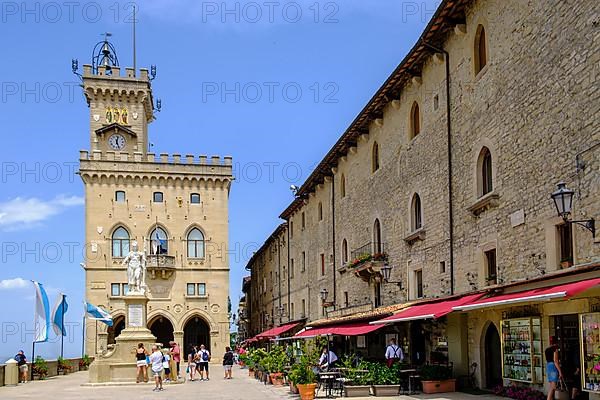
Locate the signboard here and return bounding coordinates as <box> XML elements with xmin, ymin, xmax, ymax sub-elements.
<box><xmin>128</xmin><ymin>304</ymin><xmax>143</xmax><ymax>327</ymax></box>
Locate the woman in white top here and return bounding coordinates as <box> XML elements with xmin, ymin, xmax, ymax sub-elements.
<box><xmin>149</xmin><ymin>345</ymin><xmax>164</xmax><ymax>391</ymax></box>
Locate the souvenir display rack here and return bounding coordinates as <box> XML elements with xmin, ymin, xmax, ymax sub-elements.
<box><xmin>501</xmin><ymin>317</ymin><xmax>543</xmax><ymax>383</ymax></box>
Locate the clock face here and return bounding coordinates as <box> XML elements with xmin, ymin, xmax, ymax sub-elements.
<box><xmin>108</xmin><ymin>134</ymin><xmax>126</xmax><ymax>150</ymax></box>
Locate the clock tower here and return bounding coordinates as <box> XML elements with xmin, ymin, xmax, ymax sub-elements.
<box><xmin>78</xmin><ymin>38</ymin><xmax>233</xmax><ymax>383</ymax></box>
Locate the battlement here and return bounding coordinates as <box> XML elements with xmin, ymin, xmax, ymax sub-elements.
<box><xmin>79</xmin><ymin>150</ymin><xmax>233</xmax><ymax>167</ymax></box>
<box><xmin>82</xmin><ymin>64</ymin><xmax>149</xmax><ymax>82</ymax></box>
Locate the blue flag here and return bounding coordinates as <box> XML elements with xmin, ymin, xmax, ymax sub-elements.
<box><xmin>51</xmin><ymin>294</ymin><xmax>68</xmax><ymax>336</ymax></box>
<box><xmin>32</xmin><ymin>281</ymin><xmax>51</xmax><ymax>343</ymax></box>
<box><xmin>84</xmin><ymin>301</ymin><xmax>113</xmax><ymax>326</ymax></box>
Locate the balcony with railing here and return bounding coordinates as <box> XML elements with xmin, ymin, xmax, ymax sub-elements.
<box><xmin>342</xmin><ymin>242</ymin><xmax>388</xmax><ymax>282</ymax></box>
<box><xmin>147</xmin><ymin>254</ymin><xmax>176</xmax><ymax>279</ymax></box>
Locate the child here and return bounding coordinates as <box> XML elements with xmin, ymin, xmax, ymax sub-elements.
<box><xmin>162</xmin><ymin>349</ymin><xmax>172</xmax><ymax>382</ymax></box>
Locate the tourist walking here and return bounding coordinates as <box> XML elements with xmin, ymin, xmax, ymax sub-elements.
<box><xmin>149</xmin><ymin>345</ymin><xmax>164</xmax><ymax>391</ymax></box>
<box><xmin>197</xmin><ymin>344</ymin><xmax>211</xmax><ymax>380</ymax></box>
<box><xmin>545</xmin><ymin>340</ymin><xmax>563</xmax><ymax>400</ymax></box>
<box><xmin>187</xmin><ymin>345</ymin><xmax>197</xmax><ymax>381</ymax></box>
<box><xmin>14</xmin><ymin>350</ymin><xmax>28</xmax><ymax>384</ymax></box>
<box><xmin>169</xmin><ymin>341</ymin><xmax>181</xmax><ymax>378</ymax></box>
<box><xmin>385</xmin><ymin>338</ymin><xmax>404</xmax><ymax>367</ymax></box>
<box><xmin>223</xmin><ymin>346</ymin><xmax>234</xmax><ymax>379</ymax></box>
<box><xmin>135</xmin><ymin>343</ymin><xmax>149</xmax><ymax>383</ymax></box>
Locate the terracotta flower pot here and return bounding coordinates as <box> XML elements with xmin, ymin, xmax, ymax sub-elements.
<box><xmin>422</xmin><ymin>379</ymin><xmax>456</xmax><ymax>394</ymax></box>
<box><xmin>297</xmin><ymin>383</ymin><xmax>317</xmax><ymax>400</ymax></box>
<box><xmin>270</xmin><ymin>372</ymin><xmax>285</xmax><ymax>386</ymax></box>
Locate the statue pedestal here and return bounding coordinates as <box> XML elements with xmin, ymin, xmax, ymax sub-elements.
<box><xmin>88</xmin><ymin>294</ymin><xmax>156</xmax><ymax>383</ymax></box>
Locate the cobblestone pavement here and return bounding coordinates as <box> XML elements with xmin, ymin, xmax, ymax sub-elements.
<box><xmin>0</xmin><ymin>365</ymin><xmax>503</xmax><ymax>399</ymax></box>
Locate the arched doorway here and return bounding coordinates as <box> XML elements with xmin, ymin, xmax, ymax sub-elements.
<box><xmin>149</xmin><ymin>315</ymin><xmax>174</xmax><ymax>347</ymax></box>
<box><xmin>484</xmin><ymin>323</ymin><xmax>502</xmax><ymax>388</ymax></box>
<box><xmin>184</xmin><ymin>315</ymin><xmax>210</xmax><ymax>353</ymax></box>
<box><xmin>107</xmin><ymin>315</ymin><xmax>125</xmax><ymax>345</ymax></box>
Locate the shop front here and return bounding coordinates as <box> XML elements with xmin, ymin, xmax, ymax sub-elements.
<box><xmin>454</xmin><ymin>274</ymin><xmax>600</xmax><ymax>396</ymax></box>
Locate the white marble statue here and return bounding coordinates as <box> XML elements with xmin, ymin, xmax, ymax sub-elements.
<box><xmin>122</xmin><ymin>240</ymin><xmax>148</xmax><ymax>295</ymax></box>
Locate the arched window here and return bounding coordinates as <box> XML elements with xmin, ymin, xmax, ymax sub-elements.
<box><xmin>373</xmin><ymin>219</ymin><xmax>382</xmax><ymax>253</ymax></box>
<box><xmin>410</xmin><ymin>102</ymin><xmax>421</xmax><ymax>139</ymax></box>
<box><xmin>372</xmin><ymin>142</ymin><xmax>380</xmax><ymax>172</ymax></box>
<box><xmin>318</xmin><ymin>202</ymin><xmax>323</xmax><ymax>221</ymax></box>
<box><xmin>190</xmin><ymin>193</ymin><xmax>201</xmax><ymax>204</ymax></box>
<box><xmin>340</xmin><ymin>174</ymin><xmax>346</xmax><ymax>198</ymax></box>
<box><xmin>150</xmin><ymin>227</ymin><xmax>168</xmax><ymax>255</ymax></box>
<box><xmin>112</xmin><ymin>227</ymin><xmax>130</xmax><ymax>257</ymax></box>
<box><xmin>342</xmin><ymin>239</ymin><xmax>348</xmax><ymax>264</ymax></box>
<box><xmin>411</xmin><ymin>194</ymin><xmax>423</xmax><ymax>231</ymax></box>
<box><xmin>187</xmin><ymin>228</ymin><xmax>205</xmax><ymax>258</ymax></box>
<box><xmin>115</xmin><ymin>190</ymin><xmax>126</xmax><ymax>202</ymax></box>
<box><xmin>153</xmin><ymin>192</ymin><xmax>164</xmax><ymax>203</ymax></box>
<box><xmin>480</xmin><ymin>147</ymin><xmax>493</xmax><ymax>196</ymax></box>
<box><xmin>474</xmin><ymin>24</ymin><xmax>487</xmax><ymax>75</ymax></box>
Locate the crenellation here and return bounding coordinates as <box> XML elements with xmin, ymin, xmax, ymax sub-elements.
<box><xmin>79</xmin><ymin>150</ymin><xmax>233</xmax><ymax>169</ymax></box>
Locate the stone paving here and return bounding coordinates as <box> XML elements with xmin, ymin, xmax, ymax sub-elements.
<box><xmin>0</xmin><ymin>365</ymin><xmax>503</xmax><ymax>400</ymax></box>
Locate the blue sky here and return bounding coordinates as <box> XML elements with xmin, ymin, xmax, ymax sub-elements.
<box><xmin>0</xmin><ymin>0</ymin><xmax>438</xmax><ymax>360</ymax></box>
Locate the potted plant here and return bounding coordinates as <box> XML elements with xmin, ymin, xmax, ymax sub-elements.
<box><xmin>79</xmin><ymin>354</ymin><xmax>92</xmax><ymax>371</ymax></box>
<box><xmin>57</xmin><ymin>356</ymin><xmax>72</xmax><ymax>375</ymax></box>
<box><xmin>370</xmin><ymin>361</ymin><xmax>401</xmax><ymax>396</ymax></box>
<box><xmin>420</xmin><ymin>364</ymin><xmax>456</xmax><ymax>394</ymax></box>
<box><xmin>288</xmin><ymin>343</ymin><xmax>319</xmax><ymax>400</ymax></box>
<box><xmin>33</xmin><ymin>356</ymin><xmax>49</xmax><ymax>380</ymax></box>
<box><xmin>267</xmin><ymin>346</ymin><xmax>287</xmax><ymax>386</ymax></box>
<box><xmin>340</xmin><ymin>357</ymin><xmax>372</xmax><ymax>398</ymax></box>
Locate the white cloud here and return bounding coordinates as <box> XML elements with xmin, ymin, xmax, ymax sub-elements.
<box><xmin>0</xmin><ymin>278</ymin><xmax>29</xmax><ymax>290</ymax></box>
<box><xmin>0</xmin><ymin>195</ymin><xmax>84</xmax><ymax>231</ymax></box>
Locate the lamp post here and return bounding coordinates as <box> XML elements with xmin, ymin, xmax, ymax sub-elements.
<box><xmin>380</xmin><ymin>263</ymin><xmax>403</xmax><ymax>288</ymax></box>
<box><xmin>320</xmin><ymin>288</ymin><xmax>329</xmax><ymax>316</ymax></box>
<box><xmin>551</xmin><ymin>182</ymin><xmax>595</xmax><ymax>237</ymax></box>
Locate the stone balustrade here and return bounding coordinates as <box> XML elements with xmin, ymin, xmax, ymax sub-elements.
<box><xmin>0</xmin><ymin>357</ymin><xmax>93</xmax><ymax>386</ymax></box>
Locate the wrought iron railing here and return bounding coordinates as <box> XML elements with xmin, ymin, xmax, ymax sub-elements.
<box><xmin>350</xmin><ymin>242</ymin><xmax>386</xmax><ymax>261</ymax></box>
<box><xmin>147</xmin><ymin>254</ymin><xmax>176</xmax><ymax>269</ymax></box>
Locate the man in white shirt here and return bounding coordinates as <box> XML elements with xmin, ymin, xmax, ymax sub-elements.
<box><xmin>197</xmin><ymin>344</ymin><xmax>211</xmax><ymax>381</ymax></box>
<box><xmin>149</xmin><ymin>345</ymin><xmax>164</xmax><ymax>391</ymax></box>
<box><xmin>385</xmin><ymin>338</ymin><xmax>404</xmax><ymax>367</ymax></box>
<box><xmin>318</xmin><ymin>347</ymin><xmax>338</xmax><ymax>370</ymax></box>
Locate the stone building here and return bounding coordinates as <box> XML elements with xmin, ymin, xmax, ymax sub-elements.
<box><xmin>78</xmin><ymin>47</ymin><xmax>233</xmax><ymax>357</ymax></box>
<box><xmin>246</xmin><ymin>0</ymin><xmax>599</xmax><ymax>394</ymax></box>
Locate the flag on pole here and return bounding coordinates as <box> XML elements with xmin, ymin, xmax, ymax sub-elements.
<box><xmin>51</xmin><ymin>293</ymin><xmax>68</xmax><ymax>336</ymax></box>
<box><xmin>32</xmin><ymin>281</ymin><xmax>51</xmax><ymax>343</ymax></box>
<box><xmin>84</xmin><ymin>301</ymin><xmax>113</xmax><ymax>326</ymax></box>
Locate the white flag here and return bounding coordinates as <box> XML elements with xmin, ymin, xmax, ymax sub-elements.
<box><xmin>32</xmin><ymin>281</ymin><xmax>51</xmax><ymax>343</ymax></box>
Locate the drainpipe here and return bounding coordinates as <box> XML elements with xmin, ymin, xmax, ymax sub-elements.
<box><xmin>423</xmin><ymin>40</ymin><xmax>454</xmax><ymax>295</ymax></box>
<box><xmin>331</xmin><ymin>177</ymin><xmax>337</xmax><ymax>306</ymax></box>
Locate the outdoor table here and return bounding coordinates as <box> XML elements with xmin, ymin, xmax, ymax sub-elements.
<box><xmin>318</xmin><ymin>371</ymin><xmax>341</xmax><ymax>398</ymax></box>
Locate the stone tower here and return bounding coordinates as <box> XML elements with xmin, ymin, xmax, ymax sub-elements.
<box><xmin>78</xmin><ymin>40</ymin><xmax>233</xmax><ymax>382</ymax></box>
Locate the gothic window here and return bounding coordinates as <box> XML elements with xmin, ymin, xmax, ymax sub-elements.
<box><xmin>373</xmin><ymin>219</ymin><xmax>382</xmax><ymax>253</ymax></box>
<box><xmin>372</xmin><ymin>142</ymin><xmax>380</xmax><ymax>172</ymax></box>
<box><xmin>479</xmin><ymin>147</ymin><xmax>493</xmax><ymax>196</ymax></box>
<box><xmin>474</xmin><ymin>24</ymin><xmax>487</xmax><ymax>75</ymax></box>
<box><xmin>342</xmin><ymin>239</ymin><xmax>348</xmax><ymax>264</ymax></box>
<box><xmin>153</xmin><ymin>192</ymin><xmax>164</xmax><ymax>203</ymax></box>
<box><xmin>112</xmin><ymin>226</ymin><xmax>130</xmax><ymax>257</ymax></box>
<box><xmin>340</xmin><ymin>174</ymin><xmax>346</xmax><ymax>198</ymax></box>
<box><xmin>318</xmin><ymin>202</ymin><xmax>323</xmax><ymax>221</ymax></box>
<box><xmin>410</xmin><ymin>102</ymin><xmax>421</xmax><ymax>139</ymax></box>
<box><xmin>411</xmin><ymin>194</ymin><xmax>423</xmax><ymax>231</ymax></box>
<box><xmin>150</xmin><ymin>227</ymin><xmax>168</xmax><ymax>255</ymax></box>
<box><xmin>187</xmin><ymin>228</ymin><xmax>205</xmax><ymax>258</ymax></box>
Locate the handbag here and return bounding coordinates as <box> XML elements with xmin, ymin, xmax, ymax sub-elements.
<box><xmin>555</xmin><ymin>378</ymin><xmax>569</xmax><ymax>400</ymax></box>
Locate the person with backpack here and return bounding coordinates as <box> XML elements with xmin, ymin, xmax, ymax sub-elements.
<box><xmin>223</xmin><ymin>346</ymin><xmax>234</xmax><ymax>379</ymax></box>
<box><xmin>14</xmin><ymin>350</ymin><xmax>28</xmax><ymax>384</ymax></box>
<box><xmin>197</xmin><ymin>344</ymin><xmax>211</xmax><ymax>381</ymax></box>
<box><xmin>385</xmin><ymin>338</ymin><xmax>404</xmax><ymax>367</ymax></box>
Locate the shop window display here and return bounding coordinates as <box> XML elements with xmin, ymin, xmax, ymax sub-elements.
<box><xmin>501</xmin><ymin>317</ymin><xmax>543</xmax><ymax>383</ymax></box>
<box><xmin>581</xmin><ymin>312</ymin><xmax>600</xmax><ymax>392</ymax></box>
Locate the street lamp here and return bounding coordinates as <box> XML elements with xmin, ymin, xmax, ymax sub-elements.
<box><xmin>380</xmin><ymin>263</ymin><xmax>403</xmax><ymax>288</ymax></box>
<box><xmin>551</xmin><ymin>182</ymin><xmax>595</xmax><ymax>237</ymax></box>
<box><xmin>320</xmin><ymin>288</ymin><xmax>329</xmax><ymax>302</ymax></box>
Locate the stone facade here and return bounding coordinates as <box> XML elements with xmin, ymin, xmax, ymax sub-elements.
<box><xmin>79</xmin><ymin>63</ymin><xmax>233</xmax><ymax>357</ymax></box>
<box><xmin>245</xmin><ymin>0</ymin><xmax>599</xmax><ymax>392</ymax></box>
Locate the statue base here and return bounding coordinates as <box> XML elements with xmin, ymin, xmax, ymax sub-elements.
<box><xmin>88</xmin><ymin>294</ymin><xmax>157</xmax><ymax>383</ymax></box>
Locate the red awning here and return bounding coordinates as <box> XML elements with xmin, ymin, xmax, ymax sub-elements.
<box><xmin>371</xmin><ymin>293</ymin><xmax>485</xmax><ymax>325</ymax></box>
<box><xmin>243</xmin><ymin>337</ymin><xmax>258</xmax><ymax>344</ymax></box>
<box><xmin>453</xmin><ymin>278</ymin><xmax>600</xmax><ymax>312</ymax></box>
<box><xmin>256</xmin><ymin>322</ymin><xmax>300</xmax><ymax>339</ymax></box>
<box><xmin>294</xmin><ymin>321</ymin><xmax>384</xmax><ymax>338</ymax></box>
